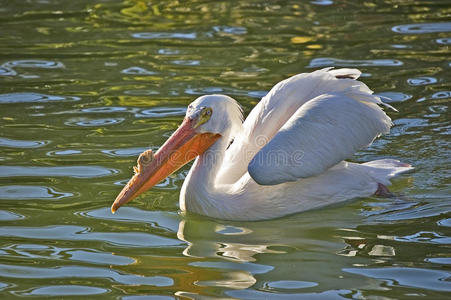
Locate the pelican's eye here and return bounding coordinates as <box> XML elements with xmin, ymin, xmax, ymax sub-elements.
<box><xmin>194</xmin><ymin>107</ymin><xmax>213</xmax><ymax>128</ymax></box>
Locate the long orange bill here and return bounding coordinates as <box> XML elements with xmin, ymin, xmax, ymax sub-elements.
<box><xmin>111</xmin><ymin>117</ymin><xmax>220</xmax><ymax>213</ymax></box>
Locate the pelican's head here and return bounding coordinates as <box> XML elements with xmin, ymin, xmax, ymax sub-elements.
<box><xmin>111</xmin><ymin>94</ymin><xmax>242</xmax><ymax>213</ymax></box>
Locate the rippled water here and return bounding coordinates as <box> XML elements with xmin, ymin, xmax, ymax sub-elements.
<box><xmin>1</xmin><ymin>0</ymin><xmax>450</xmax><ymax>298</ymax></box>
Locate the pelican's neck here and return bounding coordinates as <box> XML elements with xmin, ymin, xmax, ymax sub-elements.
<box><xmin>180</xmin><ymin>132</ymin><xmax>231</xmax><ymax>213</ymax></box>
<box><xmin>191</xmin><ymin>133</ymin><xmax>230</xmax><ymax>186</ymax></box>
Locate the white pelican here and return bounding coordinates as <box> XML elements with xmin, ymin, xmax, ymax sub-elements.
<box><xmin>111</xmin><ymin>68</ymin><xmax>412</xmax><ymax>220</ymax></box>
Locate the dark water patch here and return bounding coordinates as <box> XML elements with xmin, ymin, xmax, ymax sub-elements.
<box><xmin>0</xmin><ymin>166</ymin><xmax>118</xmax><ymax>178</ymax></box>
<box><xmin>0</xmin><ymin>185</ymin><xmax>73</xmax><ymax>200</ymax></box>
<box><xmin>0</xmin><ymin>225</ymin><xmax>181</xmax><ymax>247</ymax></box>
<box><xmin>0</xmin><ymin>263</ymin><xmax>173</xmax><ymax>286</ymax></box>
<box><xmin>0</xmin><ymin>93</ymin><xmax>80</xmax><ymax>104</ymax></box>
<box><xmin>22</xmin><ymin>285</ymin><xmax>109</xmax><ymax>296</ymax></box>
<box><xmin>308</xmin><ymin>58</ymin><xmax>403</xmax><ymax>67</ymax></box>
<box><xmin>344</xmin><ymin>267</ymin><xmax>451</xmax><ymax>292</ymax></box>
<box><xmin>2</xmin><ymin>60</ymin><xmax>64</xmax><ymax>69</ymax></box>
<box><xmin>64</xmin><ymin>117</ymin><xmax>124</xmax><ymax>127</ymax></box>
<box><xmin>392</xmin><ymin>22</ymin><xmax>451</xmax><ymax>34</ymax></box>
<box><xmin>0</xmin><ymin>137</ymin><xmax>49</xmax><ymax>148</ymax></box>
<box><xmin>121</xmin><ymin>66</ymin><xmax>157</xmax><ymax>75</ymax></box>
<box><xmin>132</xmin><ymin>32</ymin><xmax>197</xmax><ymax>40</ymax></box>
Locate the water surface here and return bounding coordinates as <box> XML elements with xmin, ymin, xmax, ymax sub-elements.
<box><xmin>0</xmin><ymin>0</ymin><xmax>450</xmax><ymax>299</ymax></box>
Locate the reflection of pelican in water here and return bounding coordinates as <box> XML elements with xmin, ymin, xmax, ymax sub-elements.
<box><xmin>112</xmin><ymin>68</ymin><xmax>412</xmax><ymax>220</ymax></box>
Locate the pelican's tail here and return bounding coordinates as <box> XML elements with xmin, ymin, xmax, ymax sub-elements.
<box><xmin>362</xmin><ymin>159</ymin><xmax>413</xmax><ymax>186</ymax></box>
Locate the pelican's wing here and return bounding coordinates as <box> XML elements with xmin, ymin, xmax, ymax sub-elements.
<box><xmin>247</xmin><ymin>88</ymin><xmax>393</xmax><ymax>185</ymax></box>
<box><xmin>218</xmin><ymin>68</ymin><xmax>377</xmax><ymax>184</ymax></box>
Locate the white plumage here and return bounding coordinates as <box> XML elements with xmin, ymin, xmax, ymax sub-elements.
<box><xmin>180</xmin><ymin>68</ymin><xmax>411</xmax><ymax>220</ymax></box>
<box><xmin>112</xmin><ymin>68</ymin><xmax>413</xmax><ymax>220</ymax></box>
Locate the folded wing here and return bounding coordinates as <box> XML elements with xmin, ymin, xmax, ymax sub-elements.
<box><xmin>248</xmin><ymin>88</ymin><xmax>392</xmax><ymax>185</ymax></box>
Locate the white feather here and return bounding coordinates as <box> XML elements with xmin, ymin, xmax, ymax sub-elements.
<box><xmin>248</xmin><ymin>92</ymin><xmax>392</xmax><ymax>185</ymax></box>
<box><xmin>174</xmin><ymin>68</ymin><xmax>413</xmax><ymax>220</ymax></box>
<box><xmin>217</xmin><ymin>68</ymin><xmax>377</xmax><ymax>184</ymax></box>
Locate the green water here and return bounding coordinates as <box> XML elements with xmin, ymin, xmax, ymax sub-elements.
<box><xmin>1</xmin><ymin>0</ymin><xmax>450</xmax><ymax>298</ymax></box>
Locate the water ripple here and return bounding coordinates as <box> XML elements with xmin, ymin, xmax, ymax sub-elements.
<box><xmin>0</xmin><ymin>166</ymin><xmax>118</xmax><ymax>178</ymax></box>
<box><xmin>311</xmin><ymin>0</ymin><xmax>334</xmax><ymax>5</ymax></box>
<box><xmin>308</xmin><ymin>57</ymin><xmax>403</xmax><ymax>67</ymax></box>
<box><xmin>171</xmin><ymin>60</ymin><xmax>200</xmax><ymax>66</ymax></box>
<box><xmin>392</xmin><ymin>22</ymin><xmax>451</xmax><ymax>34</ymax></box>
<box><xmin>82</xmin><ymin>207</ymin><xmax>179</xmax><ymax>232</ymax></box>
<box><xmin>0</xmin><ymin>264</ymin><xmax>173</xmax><ymax>286</ymax></box>
<box><xmin>64</xmin><ymin>117</ymin><xmax>124</xmax><ymax>127</ymax></box>
<box><xmin>189</xmin><ymin>261</ymin><xmax>273</xmax><ymax>275</ymax></box>
<box><xmin>132</xmin><ymin>32</ymin><xmax>197</xmax><ymax>39</ymax></box>
<box><xmin>67</xmin><ymin>250</ymin><xmax>135</xmax><ymax>266</ymax></box>
<box><xmin>344</xmin><ymin>267</ymin><xmax>451</xmax><ymax>291</ymax></box>
<box><xmin>394</xmin><ymin>231</ymin><xmax>451</xmax><ymax>244</ymax></box>
<box><xmin>264</xmin><ymin>280</ymin><xmax>318</xmax><ymax>290</ymax></box>
<box><xmin>23</xmin><ymin>285</ymin><xmax>108</xmax><ymax>296</ymax></box>
<box><xmin>431</xmin><ymin>91</ymin><xmax>451</xmax><ymax>99</ymax></box>
<box><xmin>376</xmin><ymin>92</ymin><xmax>412</xmax><ymax>103</ymax></box>
<box><xmin>426</xmin><ymin>257</ymin><xmax>451</xmax><ymax>265</ymax></box>
<box><xmin>185</xmin><ymin>87</ymin><xmax>266</xmax><ymax>98</ymax></box>
<box><xmin>228</xmin><ymin>289</ymin><xmax>351</xmax><ymax>299</ymax></box>
<box><xmin>0</xmin><ymin>137</ymin><xmax>49</xmax><ymax>148</ymax></box>
<box><xmin>0</xmin><ymin>185</ymin><xmax>73</xmax><ymax>200</ymax></box>
<box><xmin>2</xmin><ymin>60</ymin><xmax>65</xmax><ymax>69</ymax></box>
<box><xmin>46</xmin><ymin>150</ymin><xmax>82</xmax><ymax>156</ymax></box>
<box><xmin>407</xmin><ymin>77</ymin><xmax>438</xmax><ymax>86</ymax></box>
<box><xmin>121</xmin><ymin>67</ymin><xmax>157</xmax><ymax>75</ymax></box>
<box><xmin>0</xmin><ymin>225</ymin><xmax>181</xmax><ymax>247</ymax></box>
<box><xmin>0</xmin><ymin>211</ymin><xmax>24</xmax><ymax>221</ymax></box>
<box><xmin>102</xmin><ymin>147</ymin><xmax>147</xmax><ymax>157</ymax></box>
<box><xmin>436</xmin><ymin>38</ymin><xmax>451</xmax><ymax>45</ymax></box>
<box><xmin>135</xmin><ymin>107</ymin><xmax>186</xmax><ymax>118</ymax></box>
<box><xmin>0</xmin><ymin>66</ymin><xmax>16</xmax><ymax>76</ymax></box>
<box><xmin>0</xmin><ymin>93</ymin><xmax>80</xmax><ymax>104</ymax></box>
<box><xmin>212</xmin><ymin>26</ymin><xmax>247</xmax><ymax>35</ymax></box>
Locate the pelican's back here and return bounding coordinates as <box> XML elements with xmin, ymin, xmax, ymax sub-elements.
<box><xmin>217</xmin><ymin>68</ymin><xmax>375</xmax><ymax>184</ymax></box>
